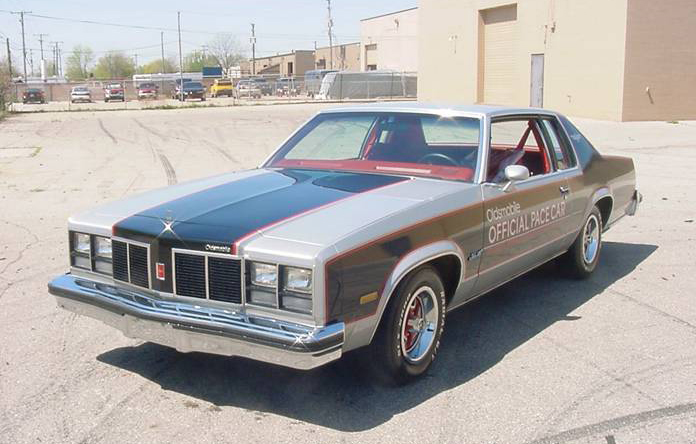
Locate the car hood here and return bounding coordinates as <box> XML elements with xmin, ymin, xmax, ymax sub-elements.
<box><xmin>69</xmin><ymin>168</ymin><xmax>473</xmax><ymax>256</ymax></box>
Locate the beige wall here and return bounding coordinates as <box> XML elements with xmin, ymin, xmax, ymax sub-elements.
<box><xmin>361</xmin><ymin>8</ymin><xmax>419</xmax><ymax>72</ymax></box>
<box><xmin>622</xmin><ymin>0</ymin><xmax>696</xmax><ymax>121</ymax></box>
<box><xmin>419</xmin><ymin>0</ymin><xmax>631</xmax><ymax>120</ymax></box>
<box><xmin>315</xmin><ymin>43</ymin><xmax>361</xmax><ymax>71</ymax></box>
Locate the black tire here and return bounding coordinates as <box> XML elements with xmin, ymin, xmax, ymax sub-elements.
<box><xmin>560</xmin><ymin>206</ymin><xmax>603</xmax><ymax>279</ymax></box>
<box><xmin>369</xmin><ymin>265</ymin><xmax>446</xmax><ymax>385</ymax></box>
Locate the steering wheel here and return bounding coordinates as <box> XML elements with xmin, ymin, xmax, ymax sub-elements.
<box><xmin>418</xmin><ymin>153</ymin><xmax>459</xmax><ymax>167</ymax></box>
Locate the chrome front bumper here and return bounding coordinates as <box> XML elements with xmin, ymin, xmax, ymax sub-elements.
<box><xmin>48</xmin><ymin>274</ymin><xmax>344</xmax><ymax>370</ymax></box>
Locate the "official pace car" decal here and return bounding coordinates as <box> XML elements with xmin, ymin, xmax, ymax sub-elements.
<box><xmin>486</xmin><ymin>200</ymin><xmax>567</xmax><ymax>245</ymax></box>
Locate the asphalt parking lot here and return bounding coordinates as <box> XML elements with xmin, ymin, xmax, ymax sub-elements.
<box><xmin>0</xmin><ymin>104</ymin><xmax>695</xmax><ymax>444</ymax></box>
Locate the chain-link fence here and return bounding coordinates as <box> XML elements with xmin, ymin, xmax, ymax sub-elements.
<box><xmin>8</xmin><ymin>71</ymin><xmax>418</xmax><ymax>109</ymax></box>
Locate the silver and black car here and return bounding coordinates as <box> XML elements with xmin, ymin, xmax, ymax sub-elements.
<box><xmin>48</xmin><ymin>103</ymin><xmax>640</xmax><ymax>384</ymax></box>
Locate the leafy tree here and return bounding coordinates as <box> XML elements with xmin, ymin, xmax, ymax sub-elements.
<box><xmin>140</xmin><ymin>57</ymin><xmax>178</xmax><ymax>74</ymax></box>
<box><xmin>183</xmin><ymin>50</ymin><xmax>218</xmax><ymax>72</ymax></box>
<box><xmin>208</xmin><ymin>34</ymin><xmax>245</xmax><ymax>76</ymax></box>
<box><xmin>0</xmin><ymin>58</ymin><xmax>13</xmax><ymax>109</ymax></box>
<box><xmin>93</xmin><ymin>52</ymin><xmax>134</xmax><ymax>79</ymax></box>
<box><xmin>65</xmin><ymin>45</ymin><xmax>94</xmax><ymax>80</ymax></box>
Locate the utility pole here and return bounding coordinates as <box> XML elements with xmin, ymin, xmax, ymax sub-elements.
<box><xmin>201</xmin><ymin>44</ymin><xmax>208</xmax><ymax>63</ymax></box>
<box><xmin>250</xmin><ymin>23</ymin><xmax>256</xmax><ymax>76</ymax></box>
<box><xmin>29</xmin><ymin>48</ymin><xmax>34</xmax><ymax>77</ymax></box>
<box><xmin>160</xmin><ymin>31</ymin><xmax>166</xmax><ymax>72</ymax></box>
<box><xmin>11</xmin><ymin>11</ymin><xmax>32</xmax><ymax>82</ymax></box>
<box><xmin>5</xmin><ymin>38</ymin><xmax>12</xmax><ymax>77</ymax></box>
<box><xmin>133</xmin><ymin>53</ymin><xmax>138</xmax><ymax>73</ymax></box>
<box><xmin>34</xmin><ymin>33</ymin><xmax>47</xmax><ymax>80</ymax></box>
<box><xmin>50</xmin><ymin>41</ymin><xmax>62</xmax><ymax>77</ymax></box>
<box><xmin>326</xmin><ymin>0</ymin><xmax>333</xmax><ymax>70</ymax></box>
<box><xmin>177</xmin><ymin>11</ymin><xmax>184</xmax><ymax>101</ymax></box>
<box><xmin>34</xmin><ymin>33</ymin><xmax>47</xmax><ymax>60</ymax></box>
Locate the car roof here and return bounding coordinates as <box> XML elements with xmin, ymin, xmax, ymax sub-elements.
<box><xmin>319</xmin><ymin>101</ymin><xmax>561</xmax><ymax>119</ymax></box>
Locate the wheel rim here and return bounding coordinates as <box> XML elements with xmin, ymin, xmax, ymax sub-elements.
<box><xmin>582</xmin><ymin>214</ymin><xmax>600</xmax><ymax>264</ymax></box>
<box><xmin>401</xmin><ymin>286</ymin><xmax>439</xmax><ymax>364</ymax></box>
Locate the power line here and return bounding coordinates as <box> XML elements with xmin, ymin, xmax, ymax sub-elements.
<box><xmin>0</xmin><ymin>10</ymin><xmax>360</xmax><ymax>40</ymax></box>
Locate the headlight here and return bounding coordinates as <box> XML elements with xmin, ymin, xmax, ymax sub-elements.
<box><xmin>94</xmin><ymin>236</ymin><xmax>112</xmax><ymax>259</ymax></box>
<box><xmin>250</xmin><ymin>262</ymin><xmax>277</xmax><ymax>288</ymax></box>
<box><xmin>93</xmin><ymin>236</ymin><xmax>112</xmax><ymax>275</ymax></box>
<box><xmin>71</xmin><ymin>232</ymin><xmax>91</xmax><ymax>269</ymax></box>
<box><xmin>283</xmin><ymin>267</ymin><xmax>312</xmax><ymax>294</ymax></box>
<box><xmin>73</xmin><ymin>233</ymin><xmax>90</xmax><ymax>255</ymax></box>
<box><xmin>280</xmin><ymin>266</ymin><xmax>313</xmax><ymax>314</ymax></box>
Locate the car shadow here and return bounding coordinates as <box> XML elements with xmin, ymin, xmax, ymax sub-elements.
<box><xmin>97</xmin><ymin>241</ymin><xmax>656</xmax><ymax>432</ymax></box>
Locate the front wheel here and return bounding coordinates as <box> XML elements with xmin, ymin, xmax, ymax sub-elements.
<box><xmin>560</xmin><ymin>206</ymin><xmax>603</xmax><ymax>279</ymax></box>
<box><xmin>369</xmin><ymin>266</ymin><xmax>446</xmax><ymax>385</ymax></box>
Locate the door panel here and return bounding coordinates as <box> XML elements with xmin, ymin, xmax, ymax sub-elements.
<box><xmin>530</xmin><ymin>54</ymin><xmax>544</xmax><ymax>107</ymax></box>
<box><xmin>474</xmin><ymin>175</ymin><xmax>570</xmax><ymax>295</ymax></box>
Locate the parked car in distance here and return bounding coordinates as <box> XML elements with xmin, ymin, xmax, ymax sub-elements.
<box><xmin>22</xmin><ymin>88</ymin><xmax>46</xmax><ymax>104</ymax></box>
<box><xmin>173</xmin><ymin>81</ymin><xmax>206</xmax><ymax>101</ymax></box>
<box><xmin>137</xmin><ymin>82</ymin><xmax>158</xmax><ymax>100</ymax></box>
<box><xmin>210</xmin><ymin>79</ymin><xmax>234</xmax><ymax>98</ymax></box>
<box><xmin>250</xmin><ymin>77</ymin><xmax>273</xmax><ymax>95</ymax></box>
<box><xmin>275</xmin><ymin>77</ymin><xmax>299</xmax><ymax>96</ymax></box>
<box><xmin>304</xmin><ymin>69</ymin><xmax>336</xmax><ymax>98</ymax></box>
<box><xmin>70</xmin><ymin>86</ymin><xmax>91</xmax><ymax>103</ymax></box>
<box><xmin>103</xmin><ymin>83</ymin><xmax>125</xmax><ymax>102</ymax></box>
<box><xmin>234</xmin><ymin>79</ymin><xmax>261</xmax><ymax>99</ymax></box>
<box><xmin>48</xmin><ymin>103</ymin><xmax>640</xmax><ymax>385</ymax></box>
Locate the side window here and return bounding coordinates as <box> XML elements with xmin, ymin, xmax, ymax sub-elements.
<box><xmin>540</xmin><ymin>118</ymin><xmax>576</xmax><ymax>170</ymax></box>
<box><xmin>559</xmin><ymin>115</ymin><xmax>599</xmax><ymax>168</ymax></box>
<box><xmin>488</xmin><ymin>119</ymin><xmax>551</xmax><ymax>182</ymax></box>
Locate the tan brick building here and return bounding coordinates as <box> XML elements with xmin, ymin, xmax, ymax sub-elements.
<box><xmin>418</xmin><ymin>0</ymin><xmax>696</xmax><ymax>121</ymax></box>
<box><xmin>252</xmin><ymin>50</ymin><xmax>316</xmax><ymax>77</ymax></box>
<box><xmin>361</xmin><ymin>7</ymin><xmax>419</xmax><ymax>72</ymax></box>
<box><xmin>315</xmin><ymin>43</ymin><xmax>361</xmax><ymax>71</ymax></box>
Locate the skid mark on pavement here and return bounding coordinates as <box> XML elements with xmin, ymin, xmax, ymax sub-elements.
<box><xmin>132</xmin><ymin>118</ymin><xmax>169</xmax><ymax>142</ymax></box>
<box><xmin>157</xmin><ymin>151</ymin><xmax>177</xmax><ymax>185</ymax></box>
<box><xmin>522</xmin><ymin>402</ymin><xmax>696</xmax><ymax>444</ymax></box>
<box><xmin>203</xmin><ymin>140</ymin><xmax>241</xmax><ymax>166</ymax></box>
<box><xmin>97</xmin><ymin>119</ymin><xmax>118</xmax><ymax>144</ymax></box>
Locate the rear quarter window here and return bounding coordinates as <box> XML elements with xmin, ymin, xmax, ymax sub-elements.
<box><xmin>559</xmin><ymin>115</ymin><xmax>599</xmax><ymax>168</ymax></box>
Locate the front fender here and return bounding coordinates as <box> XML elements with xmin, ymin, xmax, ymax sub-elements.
<box><xmin>343</xmin><ymin>240</ymin><xmax>465</xmax><ymax>352</ymax></box>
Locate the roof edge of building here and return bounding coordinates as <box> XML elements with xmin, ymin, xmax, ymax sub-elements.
<box><xmin>360</xmin><ymin>6</ymin><xmax>418</xmax><ymax>22</ymax></box>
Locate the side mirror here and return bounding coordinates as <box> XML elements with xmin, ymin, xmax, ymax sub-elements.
<box><xmin>502</xmin><ymin>165</ymin><xmax>530</xmax><ymax>192</ymax></box>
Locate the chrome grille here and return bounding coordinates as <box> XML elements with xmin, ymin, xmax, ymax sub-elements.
<box><xmin>173</xmin><ymin>250</ymin><xmax>242</xmax><ymax>304</ymax></box>
<box><xmin>112</xmin><ymin>239</ymin><xmax>151</xmax><ymax>289</ymax></box>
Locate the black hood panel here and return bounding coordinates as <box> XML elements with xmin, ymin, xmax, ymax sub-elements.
<box><xmin>112</xmin><ymin>168</ymin><xmax>407</xmax><ymax>249</ymax></box>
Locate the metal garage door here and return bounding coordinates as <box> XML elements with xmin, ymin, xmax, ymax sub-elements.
<box><xmin>482</xmin><ymin>5</ymin><xmax>518</xmax><ymax>105</ymax></box>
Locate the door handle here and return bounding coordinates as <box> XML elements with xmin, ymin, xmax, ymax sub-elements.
<box><xmin>559</xmin><ymin>186</ymin><xmax>570</xmax><ymax>194</ymax></box>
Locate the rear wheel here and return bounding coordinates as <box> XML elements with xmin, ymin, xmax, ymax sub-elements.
<box><xmin>369</xmin><ymin>266</ymin><xmax>446</xmax><ymax>385</ymax></box>
<box><xmin>560</xmin><ymin>206</ymin><xmax>602</xmax><ymax>279</ymax></box>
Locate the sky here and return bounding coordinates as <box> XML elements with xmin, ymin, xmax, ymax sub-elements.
<box><xmin>0</xmin><ymin>0</ymin><xmax>416</xmax><ymax>68</ymax></box>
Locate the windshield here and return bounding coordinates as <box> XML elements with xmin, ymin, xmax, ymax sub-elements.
<box><xmin>139</xmin><ymin>83</ymin><xmax>155</xmax><ymax>88</ymax></box>
<box><xmin>266</xmin><ymin>112</ymin><xmax>481</xmax><ymax>181</ymax></box>
<box><xmin>73</xmin><ymin>87</ymin><xmax>88</xmax><ymax>92</ymax></box>
<box><xmin>107</xmin><ymin>84</ymin><xmax>121</xmax><ymax>88</ymax></box>
<box><xmin>184</xmin><ymin>82</ymin><xmax>203</xmax><ymax>88</ymax></box>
